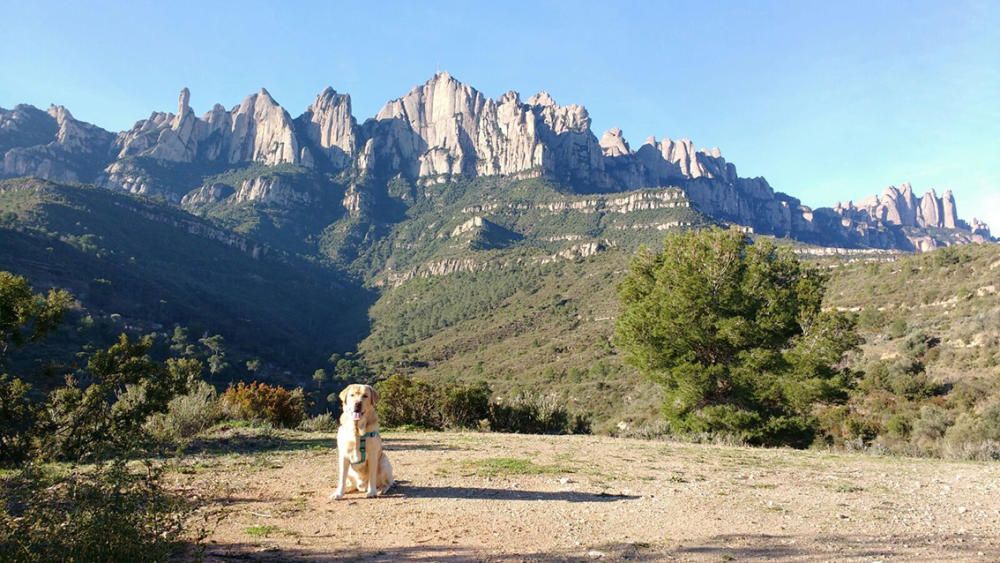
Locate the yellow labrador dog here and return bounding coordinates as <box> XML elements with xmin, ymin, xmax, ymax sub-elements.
<box><xmin>330</xmin><ymin>384</ymin><xmax>394</xmax><ymax>499</ymax></box>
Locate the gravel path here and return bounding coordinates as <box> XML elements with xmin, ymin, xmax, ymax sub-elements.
<box><xmin>168</xmin><ymin>430</ymin><xmax>1000</xmax><ymax>561</ymax></box>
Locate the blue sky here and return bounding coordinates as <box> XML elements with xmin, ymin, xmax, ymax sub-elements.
<box><xmin>2</xmin><ymin>0</ymin><xmax>998</xmax><ymax>227</ymax></box>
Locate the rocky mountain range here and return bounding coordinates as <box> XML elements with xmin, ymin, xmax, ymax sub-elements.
<box><xmin>0</xmin><ymin>72</ymin><xmax>992</xmax><ymax>253</ymax></box>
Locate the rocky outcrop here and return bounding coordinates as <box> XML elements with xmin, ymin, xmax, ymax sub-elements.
<box><xmin>451</xmin><ymin>216</ymin><xmax>485</xmax><ymax>237</ymax></box>
<box><xmin>101</xmin><ymin>159</ymin><xmax>165</xmax><ymax>199</ymax></box>
<box><xmin>1</xmin><ymin>105</ymin><xmax>60</xmax><ymax>152</ymax></box>
<box><xmin>599</xmin><ymin>128</ymin><xmax>630</xmax><ymax>158</ymax></box>
<box><xmin>231</xmin><ymin>175</ymin><xmax>309</xmax><ymax>205</ymax></box>
<box><xmin>228</xmin><ymin>89</ymin><xmax>300</xmax><ymax>166</ymax></box>
<box><xmin>298</xmin><ymin>88</ymin><xmax>356</xmax><ymax>169</ymax></box>
<box><xmin>115</xmin><ymin>88</ymin><xmax>301</xmax><ymax>166</ymax></box>
<box><xmin>1</xmin><ymin>105</ymin><xmax>113</xmax><ymax>182</ymax></box>
<box><xmin>835</xmin><ymin>184</ymin><xmax>962</xmax><ymax>231</ymax></box>
<box><xmin>181</xmin><ymin>183</ymin><xmax>234</xmax><ymax>207</ymax></box>
<box><xmin>358</xmin><ymin>74</ymin><xmax>611</xmax><ymax>188</ymax></box>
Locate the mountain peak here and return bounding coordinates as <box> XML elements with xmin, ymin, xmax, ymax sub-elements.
<box><xmin>178</xmin><ymin>88</ymin><xmax>191</xmax><ymax>116</ymax></box>
<box><xmin>528</xmin><ymin>91</ymin><xmax>556</xmax><ymax>107</ymax></box>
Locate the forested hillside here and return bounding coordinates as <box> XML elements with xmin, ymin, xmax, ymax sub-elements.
<box><xmin>0</xmin><ymin>177</ymin><xmax>371</xmax><ymax>384</ymax></box>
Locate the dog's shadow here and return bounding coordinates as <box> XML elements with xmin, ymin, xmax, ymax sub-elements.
<box><xmin>384</xmin><ymin>480</ymin><xmax>639</xmax><ymax>503</ymax></box>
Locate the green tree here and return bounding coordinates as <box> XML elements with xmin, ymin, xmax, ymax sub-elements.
<box><xmin>0</xmin><ymin>271</ymin><xmax>72</xmax><ymax>362</ymax></box>
<box><xmin>198</xmin><ymin>334</ymin><xmax>228</xmax><ymax>375</ymax></box>
<box><xmin>614</xmin><ymin>228</ymin><xmax>860</xmax><ymax>447</ymax></box>
<box><xmin>0</xmin><ymin>272</ymin><xmax>71</xmax><ymax>463</ymax></box>
<box><xmin>38</xmin><ymin>335</ymin><xmax>201</xmax><ymax>461</ymax></box>
<box><xmin>312</xmin><ymin>368</ymin><xmax>329</xmax><ymax>387</ymax></box>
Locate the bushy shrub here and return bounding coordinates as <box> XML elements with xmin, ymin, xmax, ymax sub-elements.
<box><xmin>376</xmin><ymin>375</ymin><xmax>442</xmax><ymax>429</ymax></box>
<box><xmin>0</xmin><ymin>461</ymin><xmax>188</xmax><ymax>562</ymax></box>
<box><xmin>443</xmin><ymin>382</ymin><xmax>492</xmax><ymax>428</ymax></box>
<box><xmin>936</xmin><ymin>404</ymin><xmax>1000</xmax><ymax>460</ymax></box>
<box><xmin>221</xmin><ymin>381</ymin><xmax>306</xmax><ymax>428</ymax></box>
<box><xmin>887</xmin><ymin>318</ymin><xmax>908</xmax><ymax>339</ymax></box>
<box><xmin>376</xmin><ymin>375</ymin><xmax>490</xmax><ymax>429</ymax></box>
<box><xmin>912</xmin><ymin>405</ymin><xmax>954</xmax><ymax>452</ymax></box>
<box><xmin>374</xmin><ymin>375</ymin><xmax>588</xmax><ymax>434</ymax></box>
<box><xmin>298</xmin><ymin>412</ymin><xmax>337</xmax><ymax>433</ymax></box>
<box><xmin>145</xmin><ymin>381</ymin><xmax>223</xmax><ymax>442</ymax></box>
<box><xmin>488</xmin><ymin>394</ymin><xmax>590</xmax><ymax>434</ymax></box>
<box><xmin>858</xmin><ymin>359</ymin><xmax>940</xmax><ymax>400</ymax></box>
<box><xmin>0</xmin><ymin>375</ymin><xmax>35</xmax><ymax>464</ymax></box>
<box><xmin>36</xmin><ymin>336</ymin><xmax>201</xmax><ymax>462</ymax></box>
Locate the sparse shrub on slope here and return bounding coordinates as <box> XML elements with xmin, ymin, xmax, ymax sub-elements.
<box><xmin>0</xmin><ymin>272</ymin><xmax>72</xmax><ymax>465</ymax></box>
<box><xmin>221</xmin><ymin>381</ymin><xmax>306</xmax><ymax>428</ymax></box>
<box><xmin>0</xmin><ymin>272</ymin><xmax>199</xmax><ymax>561</ymax></box>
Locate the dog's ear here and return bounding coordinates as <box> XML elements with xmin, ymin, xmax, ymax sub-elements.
<box><xmin>338</xmin><ymin>386</ymin><xmax>350</xmax><ymax>404</ymax></box>
<box><xmin>368</xmin><ymin>385</ymin><xmax>378</xmax><ymax>406</ymax></box>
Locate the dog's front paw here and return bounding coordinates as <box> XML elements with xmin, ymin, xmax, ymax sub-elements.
<box><xmin>365</xmin><ymin>486</ymin><xmax>377</xmax><ymax>498</ymax></box>
<box><xmin>329</xmin><ymin>489</ymin><xmax>344</xmax><ymax>501</ymax></box>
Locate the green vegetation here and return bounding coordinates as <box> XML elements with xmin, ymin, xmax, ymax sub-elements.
<box><xmin>245</xmin><ymin>524</ymin><xmax>281</xmax><ymax>538</ymax></box>
<box><xmin>0</xmin><ymin>274</ymin><xmax>196</xmax><ymax>561</ymax></box>
<box><xmin>362</xmin><ymin>252</ymin><xmax>657</xmax><ymax>432</ymax></box>
<box><xmin>0</xmin><ymin>177</ymin><xmax>371</xmax><ymax>383</ymax></box>
<box><xmin>145</xmin><ymin>380</ymin><xmax>223</xmax><ymax>442</ymax></box>
<box><xmin>615</xmin><ymin>229</ymin><xmax>860</xmax><ymax>447</ymax></box>
<box><xmin>0</xmin><ymin>460</ymin><xmax>188</xmax><ymax>562</ymax></box>
<box><xmin>823</xmin><ymin>243</ymin><xmax>1000</xmax><ymax>459</ymax></box>
<box><xmin>463</xmin><ymin>457</ymin><xmax>571</xmax><ymax>477</ymax></box>
<box><xmin>375</xmin><ymin>374</ymin><xmax>589</xmax><ymax>434</ymax></box>
<box><xmin>2</xmin><ymin>170</ymin><xmax>998</xmax><ymax>461</ymax></box>
<box><xmin>220</xmin><ymin>381</ymin><xmax>307</xmax><ymax>428</ymax></box>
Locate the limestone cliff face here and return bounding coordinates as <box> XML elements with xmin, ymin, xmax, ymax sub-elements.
<box><xmin>1</xmin><ymin>105</ymin><xmax>113</xmax><ymax>182</ymax></box>
<box><xmin>359</xmin><ymin>73</ymin><xmax>600</xmax><ymax>183</ymax></box>
<box><xmin>835</xmin><ymin>184</ymin><xmax>962</xmax><ymax>231</ymax></box>
<box><xmin>298</xmin><ymin>88</ymin><xmax>356</xmax><ymax>169</ymax></box>
<box><xmin>114</xmin><ymin>88</ymin><xmax>301</xmax><ymax>166</ymax></box>
<box><xmin>0</xmin><ymin>73</ymin><xmax>993</xmax><ymax>252</ymax></box>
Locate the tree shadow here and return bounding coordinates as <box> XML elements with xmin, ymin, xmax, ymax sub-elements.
<box><xmin>669</xmin><ymin>532</ymin><xmax>994</xmax><ymax>561</ymax></box>
<box><xmin>198</xmin><ymin>541</ymin><xmax>660</xmax><ymax>562</ymax></box>
<box><xmin>195</xmin><ymin>533</ymin><xmax>997</xmax><ymax>562</ymax></box>
<box><xmin>387</xmin><ymin>482</ymin><xmax>639</xmax><ymax>503</ymax></box>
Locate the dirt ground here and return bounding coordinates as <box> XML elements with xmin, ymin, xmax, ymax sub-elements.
<box><xmin>166</xmin><ymin>429</ymin><xmax>1000</xmax><ymax>562</ymax></box>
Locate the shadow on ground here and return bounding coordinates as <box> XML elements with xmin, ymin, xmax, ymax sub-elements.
<box><xmin>199</xmin><ymin>541</ymin><xmax>656</xmax><ymax>562</ymax></box>
<box><xmin>198</xmin><ymin>534</ymin><xmax>997</xmax><ymax>562</ymax></box>
<box><xmin>388</xmin><ymin>481</ymin><xmax>638</xmax><ymax>503</ymax></box>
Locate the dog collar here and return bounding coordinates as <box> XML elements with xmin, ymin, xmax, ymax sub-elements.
<box><xmin>350</xmin><ymin>431</ymin><xmax>380</xmax><ymax>465</ymax></box>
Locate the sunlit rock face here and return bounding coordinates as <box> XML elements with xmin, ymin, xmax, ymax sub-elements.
<box><xmin>114</xmin><ymin>87</ymin><xmax>300</xmax><ymax>166</ymax></box>
<box><xmin>0</xmin><ymin>72</ymin><xmax>992</xmax><ymax>251</ymax></box>
<box><xmin>1</xmin><ymin>104</ymin><xmax>113</xmax><ymax>182</ymax></box>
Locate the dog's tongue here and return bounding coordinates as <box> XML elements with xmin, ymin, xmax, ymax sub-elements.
<box><xmin>352</xmin><ymin>412</ymin><xmax>361</xmax><ymax>421</ymax></box>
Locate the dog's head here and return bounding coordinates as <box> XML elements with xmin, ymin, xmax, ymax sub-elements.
<box><xmin>339</xmin><ymin>384</ymin><xmax>378</xmax><ymax>423</ymax></box>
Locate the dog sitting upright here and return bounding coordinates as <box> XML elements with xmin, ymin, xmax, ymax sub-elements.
<box><xmin>330</xmin><ymin>384</ymin><xmax>394</xmax><ymax>499</ymax></box>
